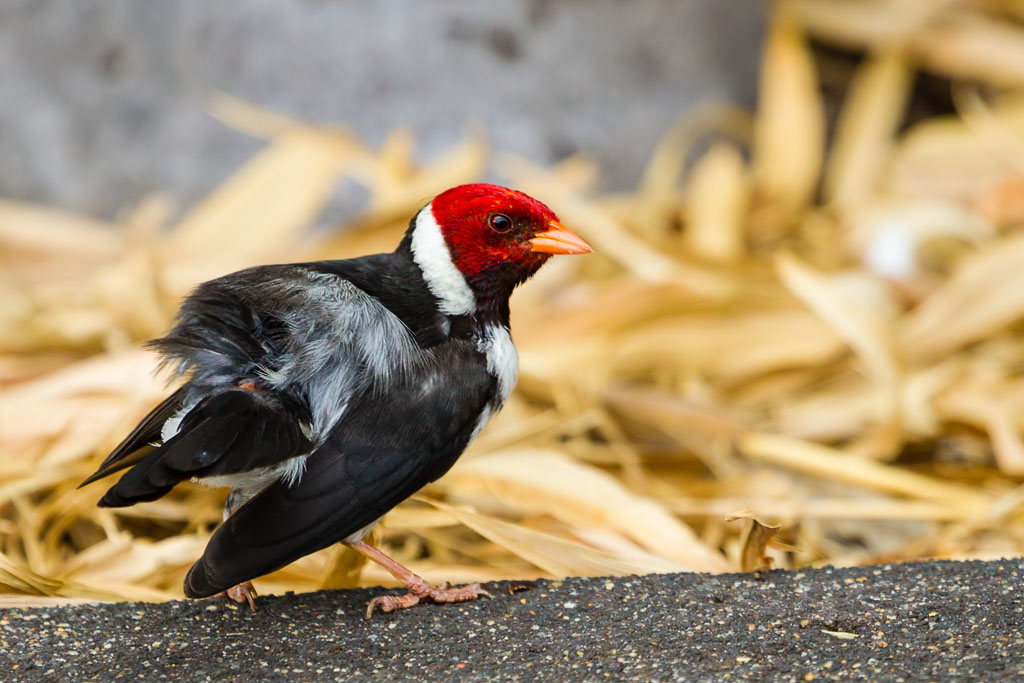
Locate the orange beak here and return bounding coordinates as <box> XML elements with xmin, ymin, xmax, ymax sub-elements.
<box><xmin>529</xmin><ymin>220</ymin><xmax>593</xmax><ymax>255</ymax></box>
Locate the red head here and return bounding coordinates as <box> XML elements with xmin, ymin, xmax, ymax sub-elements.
<box><xmin>429</xmin><ymin>184</ymin><xmax>591</xmax><ymax>279</ymax></box>
<box><xmin>406</xmin><ymin>184</ymin><xmax>591</xmax><ymax>317</ymax></box>
<box><xmin>406</xmin><ymin>184</ymin><xmax>590</xmax><ymax>317</ymax></box>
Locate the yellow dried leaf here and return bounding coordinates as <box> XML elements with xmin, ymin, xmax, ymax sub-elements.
<box><xmin>0</xmin><ymin>549</ymin><xmax>147</xmax><ymax>601</ymax></box>
<box><xmin>725</xmin><ymin>508</ymin><xmax>783</xmax><ymax>572</ymax></box>
<box><xmin>737</xmin><ymin>432</ymin><xmax>990</xmax><ymax>513</ymax></box>
<box><xmin>666</xmin><ymin>497</ymin><xmax>971</xmax><ymax>523</ymax></box>
<box><xmin>423</xmin><ymin>499</ymin><xmax>683</xmax><ymax>578</ymax></box>
<box><xmin>636</xmin><ymin>103</ymin><xmax>754</xmax><ymax>239</ymax></box>
<box><xmin>441</xmin><ymin>449</ymin><xmax>730</xmax><ymax>572</ymax></box>
<box><xmin>640</xmin><ymin>102</ymin><xmax>754</xmax><ymax>205</ymax></box>
<box><xmin>935</xmin><ymin>378</ymin><xmax>1024</xmax><ymax>477</ymax></box>
<box><xmin>368</xmin><ymin>135</ymin><xmax>488</xmax><ymax>214</ymax></box>
<box><xmin>0</xmin><ymin>200</ymin><xmax>121</xmax><ymax>258</ymax></box>
<box><xmin>984</xmin><ymin>406</ymin><xmax>1024</xmax><ymax>477</ymax></box>
<box><xmin>613</xmin><ymin>310</ymin><xmax>845</xmax><ymax>381</ymax></box>
<box><xmin>900</xmin><ymin>232</ymin><xmax>1024</xmax><ymax>358</ymax></box>
<box><xmin>169</xmin><ymin>128</ymin><xmax>355</xmax><ymax>259</ymax></box>
<box><xmin>382</xmin><ymin>506</ymin><xmax>459</xmax><ymax>530</ymax></box>
<box><xmin>684</xmin><ymin>143</ymin><xmax>751</xmax><ymax>263</ymax></box>
<box><xmin>914</xmin><ymin>12</ymin><xmax>1024</xmax><ymax>88</ymax></box>
<box><xmin>319</xmin><ymin>538</ymin><xmax>371</xmax><ymax>591</ymax></box>
<box><xmin>888</xmin><ymin>95</ymin><xmax>1024</xmax><ymax>202</ymax></box>
<box><xmin>792</xmin><ymin>2</ymin><xmax>1024</xmax><ymax>87</ymax></box>
<box><xmin>776</xmin><ymin>253</ymin><xmax>901</xmax><ymax>432</ymax></box>
<box><xmin>753</xmin><ymin>5</ymin><xmax>825</xmax><ymax>211</ymax></box>
<box><xmin>825</xmin><ymin>49</ymin><xmax>913</xmax><ymax>208</ymax></box>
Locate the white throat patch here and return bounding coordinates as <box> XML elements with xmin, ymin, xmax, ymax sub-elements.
<box><xmin>478</xmin><ymin>324</ymin><xmax>518</xmax><ymax>405</ymax></box>
<box><xmin>410</xmin><ymin>205</ymin><xmax>477</xmax><ymax>315</ymax></box>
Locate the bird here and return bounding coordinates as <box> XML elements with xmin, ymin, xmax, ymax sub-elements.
<box><xmin>80</xmin><ymin>183</ymin><xmax>592</xmax><ymax>616</ymax></box>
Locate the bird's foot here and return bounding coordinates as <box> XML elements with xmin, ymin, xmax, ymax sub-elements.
<box><xmin>221</xmin><ymin>581</ymin><xmax>258</xmax><ymax>610</ymax></box>
<box><xmin>366</xmin><ymin>579</ymin><xmax>491</xmax><ymax>618</ymax></box>
<box><xmin>343</xmin><ymin>538</ymin><xmax>491</xmax><ymax>618</ymax></box>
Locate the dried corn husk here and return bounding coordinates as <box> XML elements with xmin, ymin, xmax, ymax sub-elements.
<box><xmin>4</xmin><ymin>0</ymin><xmax>1024</xmax><ymax>602</ymax></box>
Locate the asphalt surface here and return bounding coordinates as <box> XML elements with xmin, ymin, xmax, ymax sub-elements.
<box><xmin>2</xmin><ymin>559</ymin><xmax>1022</xmax><ymax>681</ymax></box>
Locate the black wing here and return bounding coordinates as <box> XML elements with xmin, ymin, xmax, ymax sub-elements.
<box><xmin>79</xmin><ymin>387</ymin><xmax>187</xmax><ymax>488</ymax></box>
<box><xmin>96</xmin><ymin>388</ymin><xmax>313</xmax><ymax>508</ymax></box>
<box><xmin>183</xmin><ymin>341</ymin><xmax>495</xmax><ymax>597</ymax></box>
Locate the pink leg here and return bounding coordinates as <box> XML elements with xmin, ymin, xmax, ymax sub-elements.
<box><xmin>344</xmin><ymin>539</ymin><xmax>491</xmax><ymax>618</ymax></box>
<box><xmin>218</xmin><ymin>493</ymin><xmax>258</xmax><ymax>610</ymax></box>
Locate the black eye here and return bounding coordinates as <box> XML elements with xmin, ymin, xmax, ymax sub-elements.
<box><xmin>488</xmin><ymin>213</ymin><xmax>513</xmax><ymax>233</ymax></box>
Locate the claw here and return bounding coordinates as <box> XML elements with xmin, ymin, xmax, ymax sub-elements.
<box><xmin>364</xmin><ymin>581</ymin><xmax>490</xmax><ymax>619</ymax></box>
<box><xmin>366</xmin><ymin>592</ymin><xmax>420</xmax><ymax>618</ymax></box>
<box><xmin>343</xmin><ymin>539</ymin><xmax>492</xmax><ymax>619</ymax></box>
<box><xmin>223</xmin><ymin>581</ymin><xmax>258</xmax><ymax>611</ymax></box>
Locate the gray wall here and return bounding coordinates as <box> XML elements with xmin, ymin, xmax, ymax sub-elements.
<box><xmin>0</xmin><ymin>0</ymin><xmax>763</xmax><ymax>219</ymax></box>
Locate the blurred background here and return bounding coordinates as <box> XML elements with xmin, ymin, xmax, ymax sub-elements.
<box><xmin>4</xmin><ymin>0</ymin><xmax>1024</xmax><ymax>603</ymax></box>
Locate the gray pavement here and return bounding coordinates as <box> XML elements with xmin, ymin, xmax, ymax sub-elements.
<box><xmin>2</xmin><ymin>559</ymin><xmax>1022</xmax><ymax>681</ymax></box>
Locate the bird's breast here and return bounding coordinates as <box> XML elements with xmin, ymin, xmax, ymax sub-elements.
<box><xmin>476</xmin><ymin>324</ymin><xmax>518</xmax><ymax>408</ymax></box>
<box><xmin>461</xmin><ymin>324</ymin><xmax>518</xmax><ymax>443</ymax></box>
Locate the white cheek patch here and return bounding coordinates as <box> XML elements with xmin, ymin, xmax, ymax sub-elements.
<box><xmin>410</xmin><ymin>205</ymin><xmax>477</xmax><ymax>316</ymax></box>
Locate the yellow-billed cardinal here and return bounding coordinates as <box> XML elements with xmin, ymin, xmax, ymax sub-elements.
<box><xmin>81</xmin><ymin>184</ymin><xmax>591</xmax><ymax>615</ymax></box>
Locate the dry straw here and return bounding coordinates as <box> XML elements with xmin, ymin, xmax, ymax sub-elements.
<box><xmin>4</xmin><ymin>0</ymin><xmax>1024</xmax><ymax>606</ymax></box>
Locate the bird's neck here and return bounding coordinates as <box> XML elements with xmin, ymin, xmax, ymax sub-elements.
<box><xmin>398</xmin><ymin>206</ymin><xmax>515</xmax><ymax>331</ymax></box>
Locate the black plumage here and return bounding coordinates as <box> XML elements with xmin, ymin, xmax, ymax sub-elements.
<box><xmin>185</xmin><ymin>335</ymin><xmax>493</xmax><ymax>597</ymax></box>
